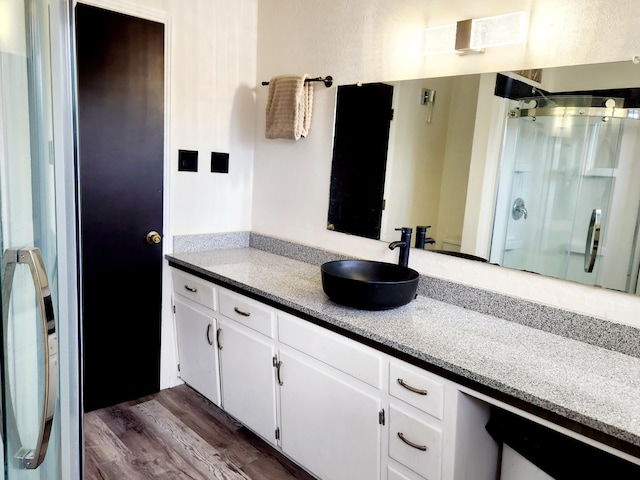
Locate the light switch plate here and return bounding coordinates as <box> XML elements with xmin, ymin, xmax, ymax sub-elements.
<box><xmin>211</xmin><ymin>152</ymin><xmax>229</xmax><ymax>173</ymax></box>
<box><xmin>178</xmin><ymin>149</ymin><xmax>198</xmax><ymax>172</ymax></box>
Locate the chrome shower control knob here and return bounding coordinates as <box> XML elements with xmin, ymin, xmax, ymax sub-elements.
<box><xmin>512</xmin><ymin>198</ymin><xmax>528</xmax><ymax>220</ymax></box>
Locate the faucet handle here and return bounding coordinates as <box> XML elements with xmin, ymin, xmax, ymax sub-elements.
<box><xmin>395</xmin><ymin>227</ymin><xmax>413</xmax><ymax>234</ymax></box>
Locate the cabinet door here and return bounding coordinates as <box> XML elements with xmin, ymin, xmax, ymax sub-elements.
<box><xmin>218</xmin><ymin>318</ymin><xmax>277</xmax><ymax>445</ymax></box>
<box><xmin>279</xmin><ymin>350</ymin><xmax>381</xmax><ymax>480</ymax></box>
<box><xmin>174</xmin><ymin>297</ymin><xmax>220</xmax><ymax>405</ymax></box>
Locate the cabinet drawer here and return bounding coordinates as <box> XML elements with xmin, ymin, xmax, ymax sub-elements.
<box><xmin>388</xmin><ymin>466</ymin><xmax>420</xmax><ymax>480</ymax></box>
<box><xmin>389</xmin><ymin>361</ymin><xmax>444</xmax><ymax>420</ymax></box>
<box><xmin>219</xmin><ymin>289</ymin><xmax>275</xmax><ymax>338</ymax></box>
<box><xmin>278</xmin><ymin>312</ymin><xmax>382</xmax><ymax>389</ymax></box>
<box><xmin>172</xmin><ymin>269</ymin><xmax>216</xmax><ymax>310</ymax></box>
<box><xmin>389</xmin><ymin>405</ymin><xmax>442</xmax><ymax>480</ymax></box>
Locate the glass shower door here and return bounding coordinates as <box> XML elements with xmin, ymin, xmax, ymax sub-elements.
<box><xmin>491</xmin><ymin>97</ymin><xmax>618</xmax><ymax>286</ymax></box>
<box><xmin>0</xmin><ymin>0</ymin><xmax>78</xmax><ymax>479</ymax></box>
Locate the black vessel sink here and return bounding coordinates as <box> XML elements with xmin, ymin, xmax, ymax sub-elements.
<box><xmin>321</xmin><ymin>260</ymin><xmax>419</xmax><ymax>310</ymax></box>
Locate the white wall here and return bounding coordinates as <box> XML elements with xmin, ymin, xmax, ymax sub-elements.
<box><xmin>167</xmin><ymin>0</ymin><xmax>257</xmax><ymax>235</ymax></box>
<box><xmin>435</xmin><ymin>75</ymin><xmax>478</xmax><ymax>249</ymax></box>
<box><xmin>252</xmin><ymin>0</ymin><xmax>640</xmax><ymax>326</ymax></box>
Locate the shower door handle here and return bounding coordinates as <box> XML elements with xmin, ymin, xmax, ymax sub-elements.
<box><xmin>584</xmin><ymin>209</ymin><xmax>602</xmax><ymax>273</ymax></box>
<box><xmin>1</xmin><ymin>247</ymin><xmax>57</xmax><ymax>469</ymax></box>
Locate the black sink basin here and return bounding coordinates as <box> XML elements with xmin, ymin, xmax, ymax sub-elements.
<box><xmin>321</xmin><ymin>260</ymin><xmax>419</xmax><ymax>310</ymax></box>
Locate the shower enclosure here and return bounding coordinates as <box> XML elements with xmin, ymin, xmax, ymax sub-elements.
<box><xmin>491</xmin><ymin>95</ymin><xmax>640</xmax><ymax>294</ymax></box>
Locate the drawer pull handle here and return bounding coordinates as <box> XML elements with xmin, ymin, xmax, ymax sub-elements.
<box><xmin>216</xmin><ymin>328</ymin><xmax>222</xmax><ymax>350</ymax></box>
<box><xmin>397</xmin><ymin>432</ymin><xmax>427</xmax><ymax>452</ymax></box>
<box><xmin>234</xmin><ymin>307</ymin><xmax>251</xmax><ymax>317</ymax></box>
<box><xmin>206</xmin><ymin>324</ymin><xmax>214</xmax><ymax>346</ymax></box>
<box><xmin>184</xmin><ymin>284</ymin><xmax>198</xmax><ymax>293</ymax></box>
<box><xmin>397</xmin><ymin>378</ymin><xmax>428</xmax><ymax>396</ymax></box>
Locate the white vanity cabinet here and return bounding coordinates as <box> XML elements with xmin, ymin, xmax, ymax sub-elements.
<box><xmin>171</xmin><ymin>269</ymin><xmax>220</xmax><ymax>405</ymax></box>
<box><xmin>170</xmin><ymin>266</ymin><xmax>636</xmax><ymax>480</ymax></box>
<box><xmin>277</xmin><ymin>312</ymin><xmax>384</xmax><ymax>480</ymax></box>
<box><xmin>171</xmin><ymin>268</ymin><xmax>457</xmax><ymax>480</ymax></box>
<box><xmin>216</xmin><ymin>289</ymin><xmax>279</xmax><ymax>446</ymax></box>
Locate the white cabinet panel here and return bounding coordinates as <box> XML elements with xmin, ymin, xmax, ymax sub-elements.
<box><xmin>172</xmin><ymin>269</ymin><xmax>217</xmax><ymax>310</ymax></box>
<box><xmin>278</xmin><ymin>311</ymin><xmax>383</xmax><ymax>388</ymax></box>
<box><xmin>218</xmin><ymin>318</ymin><xmax>278</xmax><ymax>445</ymax></box>
<box><xmin>174</xmin><ymin>297</ymin><xmax>220</xmax><ymax>405</ymax></box>
<box><xmin>219</xmin><ymin>289</ymin><xmax>275</xmax><ymax>337</ymax></box>
<box><xmin>390</xmin><ymin>361</ymin><xmax>444</xmax><ymax>420</ymax></box>
<box><xmin>279</xmin><ymin>349</ymin><xmax>382</xmax><ymax>480</ymax></box>
<box><xmin>389</xmin><ymin>405</ymin><xmax>443</xmax><ymax>480</ymax></box>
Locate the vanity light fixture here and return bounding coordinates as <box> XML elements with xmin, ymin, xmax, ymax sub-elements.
<box><xmin>421</xmin><ymin>11</ymin><xmax>527</xmax><ymax>56</ymax></box>
<box><xmin>421</xmin><ymin>23</ymin><xmax>457</xmax><ymax>56</ymax></box>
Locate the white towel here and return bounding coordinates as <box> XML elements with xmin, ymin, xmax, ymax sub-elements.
<box><xmin>265</xmin><ymin>74</ymin><xmax>314</xmax><ymax>140</ymax></box>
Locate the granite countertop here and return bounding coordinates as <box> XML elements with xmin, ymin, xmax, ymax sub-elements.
<box><xmin>166</xmin><ymin>247</ymin><xmax>640</xmax><ymax>458</ymax></box>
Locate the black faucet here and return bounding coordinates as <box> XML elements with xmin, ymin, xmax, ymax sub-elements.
<box><xmin>415</xmin><ymin>225</ymin><xmax>436</xmax><ymax>249</ymax></box>
<box><xmin>389</xmin><ymin>227</ymin><xmax>412</xmax><ymax>267</ymax></box>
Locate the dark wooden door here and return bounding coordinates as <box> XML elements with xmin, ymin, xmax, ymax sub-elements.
<box><xmin>328</xmin><ymin>83</ymin><xmax>394</xmax><ymax>240</ymax></box>
<box><xmin>76</xmin><ymin>4</ymin><xmax>164</xmax><ymax>412</ymax></box>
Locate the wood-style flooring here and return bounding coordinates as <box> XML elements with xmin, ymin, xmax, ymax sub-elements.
<box><xmin>84</xmin><ymin>384</ymin><xmax>317</xmax><ymax>480</ymax></box>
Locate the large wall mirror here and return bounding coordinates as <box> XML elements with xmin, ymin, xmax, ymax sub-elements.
<box><xmin>327</xmin><ymin>61</ymin><xmax>640</xmax><ymax>295</ymax></box>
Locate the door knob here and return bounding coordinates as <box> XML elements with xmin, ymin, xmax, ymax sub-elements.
<box><xmin>146</xmin><ymin>231</ymin><xmax>162</xmax><ymax>244</ymax></box>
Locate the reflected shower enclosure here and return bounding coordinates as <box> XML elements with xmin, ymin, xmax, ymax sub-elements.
<box><xmin>490</xmin><ymin>95</ymin><xmax>640</xmax><ymax>293</ymax></box>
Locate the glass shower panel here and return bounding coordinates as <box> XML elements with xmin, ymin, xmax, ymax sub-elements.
<box><xmin>0</xmin><ymin>0</ymin><xmax>64</xmax><ymax>479</ymax></box>
<box><xmin>565</xmin><ymin>117</ymin><xmax>620</xmax><ymax>286</ymax></box>
<box><xmin>493</xmin><ymin>113</ymin><xmax>589</xmax><ymax>278</ymax></box>
<box><xmin>595</xmin><ymin>117</ymin><xmax>640</xmax><ymax>293</ymax></box>
<box><xmin>491</xmin><ymin>98</ymin><xmax>617</xmax><ymax>285</ymax></box>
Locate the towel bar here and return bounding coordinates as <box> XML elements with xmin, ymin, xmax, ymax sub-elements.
<box><xmin>261</xmin><ymin>75</ymin><xmax>333</xmax><ymax>88</ymax></box>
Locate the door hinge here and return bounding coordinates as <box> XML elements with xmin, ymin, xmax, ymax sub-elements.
<box><xmin>379</xmin><ymin>408</ymin><xmax>385</xmax><ymax>426</ymax></box>
<box><xmin>275</xmin><ymin>427</ymin><xmax>280</xmax><ymax>440</ymax></box>
<box><xmin>173</xmin><ymin>304</ymin><xmax>176</xmax><ymax>314</ymax></box>
<box><xmin>177</xmin><ymin>363</ymin><xmax>180</xmax><ymax>373</ymax></box>
<box><xmin>390</xmin><ymin>108</ymin><xmax>394</xmax><ymax>121</ymax></box>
